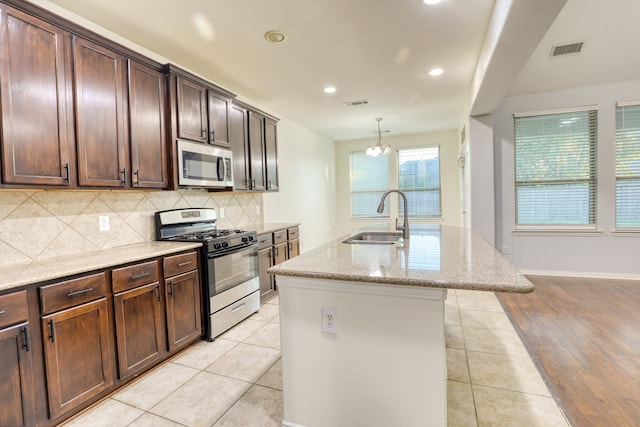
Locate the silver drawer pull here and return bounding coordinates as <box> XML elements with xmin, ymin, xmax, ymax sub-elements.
<box><xmin>130</xmin><ymin>272</ymin><xmax>150</xmax><ymax>280</ymax></box>
<box><xmin>0</xmin><ymin>310</ymin><xmax>6</xmax><ymax>315</ymax></box>
<box><xmin>66</xmin><ymin>288</ymin><xmax>93</xmax><ymax>297</ymax></box>
<box><xmin>177</xmin><ymin>261</ymin><xmax>192</xmax><ymax>267</ymax></box>
<box><xmin>231</xmin><ymin>303</ymin><xmax>246</xmax><ymax>313</ymax></box>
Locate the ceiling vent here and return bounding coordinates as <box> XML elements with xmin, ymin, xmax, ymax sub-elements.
<box><xmin>551</xmin><ymin>42</ymin><xmax>584</xmax><ymax>57</ymax></box>
<box><xmin>343</xmin><ymin>99</ymin><xmax>369</xmax><ymax>107</ymax></box>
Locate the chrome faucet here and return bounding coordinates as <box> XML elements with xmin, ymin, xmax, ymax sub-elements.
<box><xmin>376</xmin><ymin>190</ymin><xmax>410</xmax><ymax>240</ymax></box>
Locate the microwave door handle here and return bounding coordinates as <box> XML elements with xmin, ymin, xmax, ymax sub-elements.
<box><xmin>217</xmin><ymin>156</ymin><xmax>224</xmax><ymax>182</ymax></box>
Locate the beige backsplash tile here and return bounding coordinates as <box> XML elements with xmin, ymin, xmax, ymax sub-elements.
<box><xmin>0</xmin><ymin>190</ymin><xmax>263</xmax><ymax>264</ymax></box>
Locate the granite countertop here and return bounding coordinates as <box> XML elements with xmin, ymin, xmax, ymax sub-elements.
<box><xmin>268</xmin><ymin>225</ymin><xmax>534</xmax><ymax>293</ymax></box>
<box><xmin>249</xmin><ymin>223</ymin><xmax>300</xmax><ymax>235</ymax></box>
<box><xmin>0</xmin><ymin>241</ymin><xmax>202</xmax><ymax>293</ymax></box>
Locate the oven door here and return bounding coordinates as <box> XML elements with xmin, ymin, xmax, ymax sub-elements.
<box><xmin>207</xmin><ymin>244</ymin><xmax>258</xmax><ymax>297</ymax></box>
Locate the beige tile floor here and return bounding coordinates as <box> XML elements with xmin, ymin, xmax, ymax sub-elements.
<box><xmin>64</xmin><ymin>290</ymin><xmax>570</xmax><ymax>427</ymax></box>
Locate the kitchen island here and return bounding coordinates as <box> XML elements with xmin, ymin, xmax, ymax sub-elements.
<box><xmin>268</xmin><ymin>225</ymin><xmax>533</xmax><ymax>427</ymax></box>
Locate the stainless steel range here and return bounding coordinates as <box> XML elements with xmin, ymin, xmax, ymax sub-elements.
<box><xmin>155</xmin><ymin>208</ymin><xmax>259</xmax><ymax>341</ymax></box>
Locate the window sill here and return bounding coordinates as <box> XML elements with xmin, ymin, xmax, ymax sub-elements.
<box><xmin>513</xmin><ymin>226</ymin><xmax>602</xmax><ymax>237</ymax></box>
<box><xmin>612</xmin><ymin>229</ymin><xmax>640</xmax><ymax>236</ymax></box>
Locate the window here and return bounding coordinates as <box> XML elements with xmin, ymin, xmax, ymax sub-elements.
<box><xmin>398</xmin><ymin>147</ymin><xmax>441</xmax><ymax>218</ymax></box>
<box><xmin>615</xmin><ymin>101</ymin><xmax>640</xmax><ymax>228</ymax></box>
<box><xmin>514</xmin><ymin>108</ymin><xmax>597</xmax><ymax>226</ymax></box>
<box><xmin>349</xmin><ymin>152</ymin><xmax>389</xmax><ymax>218</ymax></box>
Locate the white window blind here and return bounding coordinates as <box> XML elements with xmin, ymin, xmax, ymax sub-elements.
<box><xmin>349</xmin><ymin>151</ymin><xmax>389</xmax><ymax>218</ymax></box>
<box><xmin>615</xmin><ymin>102</ymin><xmax>640</xmax><ymax>228</ymax></box>
<box><xmin>398</xmin><ymin>147</ymin><xmax>441</xmax><ymax>218</ymax></box>
<box><xmin>514</xmin><ymin>109</ymin><xmax>597</xmax><ymax>226</ymax></box>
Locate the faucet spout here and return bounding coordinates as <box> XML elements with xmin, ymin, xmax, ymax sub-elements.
<box><xmin>377</xmin><ymin>190</ymin><xmax>410</xmax><ymax>240</ymax></box>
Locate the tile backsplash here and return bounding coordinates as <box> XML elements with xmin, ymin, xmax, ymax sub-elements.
<box><xmin>0</xmin><ymin>190</ymin><xmax>263</xmax><ymax>265</ymax></box>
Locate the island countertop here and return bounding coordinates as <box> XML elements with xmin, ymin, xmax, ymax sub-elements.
<box><xmin>268</xmin><ymin>225</ymin><xmax>534</xmax><ymax>293</ymax></box>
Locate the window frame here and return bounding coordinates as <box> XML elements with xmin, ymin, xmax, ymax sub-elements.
<box><xmin>397</xmin><ymin>146</ymin><xmax>442</xmax><ymax>219</ymax></box>
<box><xmin>348</xmin><ymin>150</ymin><xmax>390</xmax><ymax>219</ymax></box>
<box><xmin>615</xmin><ymin>100</ymin><xmax>640</xmax><ymax>231</ymax></box>
<box><xmin>513</xmin><ymin>106</ymin><xmax>598</xmax><ymax>231</ymax></box>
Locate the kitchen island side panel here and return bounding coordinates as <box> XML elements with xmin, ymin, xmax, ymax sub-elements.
<box><xmin>278</xmin><ymin>276</ymin><xmax>447</xmax><ymax>427</ymax></box>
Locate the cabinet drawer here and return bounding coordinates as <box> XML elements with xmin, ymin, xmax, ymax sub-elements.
<box><xmin>40</xmin><ymin>272</ymin><xmax>107</xmax><ymax>315</ymax></box>
<box><xmin>112</xmin><ymin>260</ymin><xmax>160</xmax><ymax>293</ymax></box>
<box><xmin>164</xmin><ymin>251</ymin><xmax>198</xmax><ymax>277</ymax></box>
<box><xmin>287</xmin><ymin>227</ymin><xmax>300</xmax><ymax>240</ymax></box>
<box><xmin>273</xmin><ymin>230</ymin><xmax>287</xmax><ymax>245</ymax></box>
<box><xmin>258</xmin><ymin>233</ymin><xmax>272</xmax><ymax>250</ymax></box>
<box><xmin>0</xmin><ymin>290</ymin><xmax>28</xmax><ymax>328</ymax></box>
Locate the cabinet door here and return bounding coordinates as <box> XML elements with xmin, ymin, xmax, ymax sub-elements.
<box><xmin>0</xmin><ymin>5</ymin><xmax>72</xmax><ymax>186</ymax></box>
<box><xmin>0</xmin><ymin>322</ymin><xmax>36</xmax><ymax>427</ymax></box>
<box><xmin>247</xmin><ymin>110</ymin><xmax>266</xmax><ymax>191</ymax></box>
<box><xmin>274</xmin><ymin>242</ymin><xmax>287</xmax><ymax>266</ymax></box>
<box><xmin>74</xmin><ymin>37</ymin><xmax>127</xmax><ymax>187</ymax></box>
<box><xmin>128</xmin><ymin>60</ymin><xmax>167</xmax><ymax>188</ymax></box>
<box><xmin>207</xmin><ymin>91</ymin><xmax>231</xmax><ymax>147</ymax></box>
<box><xmin>42</xmin><ymin>298</ymin><xmax>114</xmax><ymax>420</ymax></box>
<box><xmin>114</xmin><ymin>282</ymin><xmax>166</xmax><ymax>380</ymax></box>
<box><xmin>176</xmin><ymin>77</ymin><xmax>207</xmax><ymax>143</ymax></box>
<box><xmin>258</xmin><ymin>247</ymin><xmax>275</xmax><ymax>302</ymax></box>
<box><xmin>288</xmin><ymin>239</ymin><xmax>300</xmax><ymax>259</ymax></box>
<box><xmin>229</xmin><ymin>103</ymin><xmax>250</xmax><ymax>190</ymax></box>
<box><xmin>165</xmin><ymin>271</ymin><xmax>202</xmax><ymax>352</ymax></box>
<box><xmin>264</xmin><ymin>117</ymin><xmax>279</xmax><ymax>191</ymax></box>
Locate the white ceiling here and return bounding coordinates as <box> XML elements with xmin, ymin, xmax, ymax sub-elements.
<box><xmin>43</xmin><ymin>0</ymin><xmax>640</xmax><ymax>141</ymax></box>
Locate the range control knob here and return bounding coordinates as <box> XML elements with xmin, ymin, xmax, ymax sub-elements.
<box><xmin>213</xmin><ymin>242</ymin><xmax>222</xmax><ymax>250</ymax></box>
<box><xmin>242</xmin><ymin>237</ymin><xmax>248</xmax><ymax>243</ymax></box>
<box><xmin>222</xmin><ymin>241</ymin><xmax>229</xmax><ymax>248</ymax></box>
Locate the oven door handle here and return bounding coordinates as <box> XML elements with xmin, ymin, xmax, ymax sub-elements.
<box><xmin>207</xmin><ymin>243</ymin><xmax>258</xmax><ymax>259</ymax></box>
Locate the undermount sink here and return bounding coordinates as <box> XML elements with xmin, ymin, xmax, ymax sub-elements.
<box><xmin>342</xmin><ymin>232</ymin><xmax>404</xmax><ymax>245</ymax></box>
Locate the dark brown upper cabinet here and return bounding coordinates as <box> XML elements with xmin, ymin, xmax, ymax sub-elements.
<box><xmin>128</xmin><ymin>60</ymin><xmax>168</xmax><ymax>188</ymax></box>
<box><xmin>264</xmin><ymin>117</ymin><xmax>279</xmax><ymax>191</ymax></box>
<box><xmin>247</xmin><ymin>109</ymin><xmax>267</xmax><ymax>191</ymax></box>
<box><xmin>73</xmin><ymin>37</ymin><xmax>128</xmax><ymax>188</ymax></box>
<box><xmin>231</xmin><ymin>102</ymin><xmax>280</xmax><ymax>192</ymax></box>
<box><xmin>0</xmin><ymin>1</ymin><xmax>168</xmax><ymax>190</ymax></box>
<box><xmin>175</xmin><ymin>75</ymin><xmax>231</xmax><ymax>148</ymax></box>
<box><xmin>0</xmin><ymin>5</ymin><xmax>74</xmax><ymax>186</ymax></box>
<box><xmin>229</xmin><ymin>102</ymin><xmax>251</xmax><ymax>190</ymax></box>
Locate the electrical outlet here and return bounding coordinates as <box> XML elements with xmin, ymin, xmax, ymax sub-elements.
<box><xmin>502</xmin><ymin>245</ymin><xmax>510</xmax><ymax>255</ymax></box>
<box><xmin>256</xmin><ymin>206</ymin><xmax>260</xmax><ymax>215</ymax></box>
<box><xmin>219</xmin><ymin>207</ymin><xmax>225</xmax><ymax>218</ymax></box>
<box><xmin>98</xmin><ymin>215</ymin><xmax>110</xmax><ymax>232</ymax></box>
<box><xmin>322</xmin><ymin>307</ymin><xmax>338</xmax><ymax>334</ymax></box>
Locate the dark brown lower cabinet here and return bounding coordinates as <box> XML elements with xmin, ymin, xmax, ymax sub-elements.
<box><xmin>113</xmin><ymin>282</ymin><xmax>165</xmax><ymax>380</ymax></box>
<box><xmin>165</xmin><ymin>270</ymin><xmax>201</xmax><ymax>352</ymax></box>
<box><xmin>41</xmin><ymin>298</ymin><xmax>113</xmax><ymax>420</ymax></box>
<box><xmin>0</xmin><ymin>321</ymin><xmax>36</xmax><ymax>427</ymax></box>
<box><xmin>258</xmin><ymin>246</ymin><xmax>275</xmax><ymax>302</ymax></box>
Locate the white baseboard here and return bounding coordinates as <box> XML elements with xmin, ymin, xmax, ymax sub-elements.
<box><xmin>520</xmin><ymin>269</ymin><xmax>640</xmax><ymax>280</ymax></box>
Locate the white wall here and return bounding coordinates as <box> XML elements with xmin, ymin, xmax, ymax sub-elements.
<box><xmin>494</xmin><ymin>78</ymin><xmax>640</xmax><ymax>276</ymax></box>
<box><xmin>334</xmin><ymin>131</ymin><xmax>461</xmax><ymax>237</ymax></box>
<box><xmin>467</xmin><ymin>115</ymin><xmax>496</xmax><ymax>244</ymax></box>
<box><xmin>263</xmin><ymin>118</ymin><xmax>338</xmax><ymax>252</ymax></box>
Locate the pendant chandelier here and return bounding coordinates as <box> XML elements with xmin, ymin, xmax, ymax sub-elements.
<box><xmin>366</xmin><ymin>118</ymin><xmax>391</xmax><ymax>156</ymax></box>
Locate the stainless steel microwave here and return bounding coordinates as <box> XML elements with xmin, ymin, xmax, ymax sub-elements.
<box><xmin>177</xmin><ymin>139</ymin><xmax>233</xmax><ymax>188</ymax></box>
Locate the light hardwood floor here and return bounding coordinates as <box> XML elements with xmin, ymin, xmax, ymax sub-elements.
<box><xmin>498</xmin><ymin>275</ymin><xmax>640</xmax><ymax>427</ymax></box>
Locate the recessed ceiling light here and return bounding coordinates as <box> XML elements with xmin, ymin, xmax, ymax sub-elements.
<box><xmin>429</xmin><ymin>68</ymin><xmax>444</xmax><ymax>76</ymax></box>
<box><xmin>423</xmin><ymin>0</ymin><xmax>443</xmax><ymax>5</ymax></box>
<box><xmin>264</xmin><ymin>30</ymin><xmax>286</xmax><ymax>43</ymax></box>
<box><xmin>324</xmin><ymin>86</ymin><xmax>336</xmax><ymax>94</ymax></box>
